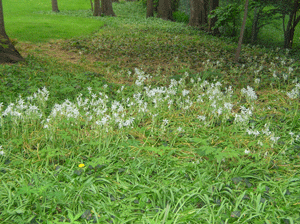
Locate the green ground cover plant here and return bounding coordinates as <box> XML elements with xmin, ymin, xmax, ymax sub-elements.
<box><xmin>0</xmin><ymin>1</ymin><xmax>300</xmax><ymax>223</ymax></box>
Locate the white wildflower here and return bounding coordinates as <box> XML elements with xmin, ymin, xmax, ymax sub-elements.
<box><xmin>241</xmin><ymin>86</ymin><xmax>257</xmax><ymax>101</ymax></box>
<box><xmin>123</xmin><ymin>117</ymin><xmax>135</xmax><ymax>127</ymax></box>
<box><xmin>264</xmin><ymin>151</ymin><xmax>268</xmax><ymax>158</ymax></box>
<box><xmin>244</xmin><ymin>149</ymin><xmax>251</xmax><ymax>154</ymax></box>
<box><xmin>198</xmin><ymin>115</ymin><xmax>206</xmax><ymax>121</ymax></box>
<box><xmin>282</xmin><ymin>73</ymin><xmax>288</xmax><ymax>80</ymax></box>
<box><xmin>270</xmin><ymin>136</ymin><xmax>280</xmax><ymax>143</ymax></box>
<box><xmin>262</xmin><ymin>124</ymin><xmax>271</xmax><ymax>136</ymax></box>
<box><xmin>177</xmin><ymin>127</ymin><xmax>184</xmax><ymax>132</ymax></box>
<box><xmin>246</xmin><ymin>129</ymin><xmax>260</xmax><ymax>136</ymax></box>
<box><xmin>162</xmin><ymin>119</ymin><xmax>169</xmax><ymax>126</ymax></box>
<box><xmin>287</xmin><ymin>84</ymin><xmax>300</xmax><ymax>99</ymax></box>
<box><xmin>258</xmin><ymin>140</ymin><xmax>263</xmax><ymax>146</ymax></box>
<box><xmin>182</xmin><ymin>89</ymin><xmax>189</xmax><ymax>97</ymax></box>
<box><xmin>224</xmin><ymin>102</ymin><xmax>233</xmax><ymax>111</ymax></box>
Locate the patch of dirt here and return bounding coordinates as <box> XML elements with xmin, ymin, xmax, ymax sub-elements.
<box><xmin>19</xmin><ymin>40</ymin><xmax>99</xmax><ymax>69</ymax></box>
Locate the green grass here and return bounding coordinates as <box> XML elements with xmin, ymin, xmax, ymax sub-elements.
<box><xmin>0</xmin><ymin>1</ymin><xmax>300</xmax><ymax>223</ymax></box>
<box><xmin>3</xmin><ymin>0</ymin><xmax>104</xmax><ymax>42</ymax></box>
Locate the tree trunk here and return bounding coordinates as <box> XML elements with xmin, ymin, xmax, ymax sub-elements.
<box><xmin>52</xmin><ymin>0</ymin><xmax>59</xmax><ymax>12</ymax></box>
<box><xmin>251</xmin><ymin>6</ymin><xmax>259</xmax><ymax>44</ymax></box>
<box><xmin>283</xmin><ymin>0</ymin><xmax>300</xmax><ymax>48</ymax></box>
<box><xmin>93</xmin><ymin>0</ymin><xmax>101</xmax><ymax>16</ymax></box>
<box><xmin>235</xmin><ymin>0</ymin><xmax>249</xmax><ymax>63</ymax></box>
<box><xmin>146</xmin><ymin>0</ymin><xmax>154</xmax><ymax>18</ymax></box>
<box><xmin>157</xmin><ymin>0</ymin><xmax>173</xmax><ymax>21</ymax></box>
<box><xmin>0</xmin><ymin>0</ymin><xmax>23</xmax><ymax>64</ymax></box>
<box><xmin>189</xmin><ymin>0</ymin><xmax>208</xmax><ymax>27</ymax></box>
<box><xmin>101</xmin><ymin>0</ymin><xmax>116</xmax><ymax>16</ymax></box>
<box><xmin>90</xmin><ymin>0</ymin><xmax>94</xmax><ymax>11</ymax></box>
<box><xmin>208</xmin><ymin>0</ymin><xmax>219</xmax><ymax>35</ymax></box>
<box><xmin>201</xmin><ymin>0</ymin><xmax>208</xmax><ymax>25</ymax></box>
<box><xmin>189</xmin><ymin>0</ymin><xmax>201</xmax><ymax>26</ymax></box>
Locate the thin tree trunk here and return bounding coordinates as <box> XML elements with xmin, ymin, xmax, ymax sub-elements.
<box><xmin>157</xmin><ymin>0</ymin><xmax>173</xmax><ymax>20</ymax></box>
<box><xmin>146</xmin><ymin>0</ymin><xmax>154</xmax><ymax>18</ymax></box>
<box><xmin>93</xmin><ymin>0</ymin><xmax>101</xmax><ymax>16</ymax></box>
<box><xmin>235</xmin><ymin>0</ymin><xmax>249</xmax><ymax>63</ymax></box>
<box><xmin>101</xmin><ymin>0</ymin><xmax>116</xmax><ymax>16</ymax></box>
<box><xmin>283</xmin><ymin>0</ymin><xmax>300</xmax><ymax>48</ymax></box>
<box><xmin>208</xmin><ymin>0</ymin><xmax>219</xmax><ymax>34</ymax></box>
<box><xmin>90</xmin><ymin>0</ymin><xmax>94</xmax><ymax>12</ymax></box>
<box><xmin>52</xmin><ymin>0</ymin><xmax>59</xmax><ymax>12</ymax></box>
<box><xmin>0</xmin><ymin>0</ymin><xmax>23</xmax><ymax>63</ymax></box>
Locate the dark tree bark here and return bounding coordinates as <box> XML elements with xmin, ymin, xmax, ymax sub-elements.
<box><xmin>235</xmin><ymin>0</ymin><xmax>249</xmax><ymax>63</ymax></box>
<box><xmin>283</xmin><ymin>0</ymin><xmax>300</xmax><ymax>48</ymax></box>
<box><xmin>157</xmin><ymin>0</ymin><xmax>173</xmax><ymax>20</ymax></box>
<box><xmin>52</xmin><ymin>0</ymin><xmax>59</xmax><ymax>12</ymax></box>
<box><xmin>208</xmin><ymin>0</ymin><xmax>219</xmax><ymax>34</ymax></box>
<box><xmin>201</xmin><ymin>0</ymin><xmax>209</xmax><ymax>25</ymax></box>
<box><xmin>189</xmin><ymin>0</ymin><xmax>208</xmax><ymax>27</ymax></box>
<box><xmin>189</xmin><ymin>0</ymin><xmax>201</xmax><ymax>26</ymax></box>
<box><xmin>0</xmin><ymin>0</ymin><xmax>23</xmax><ymax>64</ymax></box>
<box><xmin>93</xmin><ymin>0</ymin><xmax>101</xmax><ymax>16</ymax></box>
<box><xmin>146</xmin><ymin>0</ymin><xmax>154</xmax><ymax>18</ymax></box>
<box><xmin>101</xmin><ymin>0</ymin><xmax>116</xmax><ymax>16</ymax></box>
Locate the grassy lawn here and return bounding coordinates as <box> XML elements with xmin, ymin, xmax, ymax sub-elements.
<box><xmin>3</xmin><ymin>0</ymin><xmax>104</xmax><ymax>42</ymax></box>
<box><xmin>0</xmin><ymin>1</ymin><xmax>300</xmax><ymax>223</ymax></box>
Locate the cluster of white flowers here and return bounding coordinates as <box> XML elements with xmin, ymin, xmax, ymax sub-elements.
<box><xmin>241</xmin><ymin>86</ymin><xmax>257</xmax><ymax>101</ymax></box>
<box><xmin>246</xmin><ymin>128</ymin><xmax>260</xmax><ymax>137</ymax></box>
<box><xmin>27</xmin><ymin>87</ymin><xmax>49</xmax><ymax>103</ymax></box>
<box><xmin>1</xmin><ymin>68</ymin><xmax>299</xmax><ymax>156</ymax></box>
<box><xmin>254</xmin><ymin>78</ymin><xmax>260</xmax><ymax>84</ymax></box>
<box><xmin>234</xmin><ymin>106</ymin><xmax>253</xmax><ymax>125</ymax></box>
<box><xmin>50</xmin><ymin>100</ymin><xmax>80</xmax><ymax>119</ymax></box>
<box><xmin>287</xmin><ymin>83</ymin><xmax>300</xmax><ymax>99</ymax></box>
<box><xmin>196</xmin><ymin>81</ymin><xmax>233</xmax><ymax>118</ymax></box>
<box><xmin>134</xmin><ymin>68</ymin><xmax>152</xmax><ymax>87</ymax></box>
<box><xmin>2</xmin><ymin>96</ymin><xmax>43</xmax><ymax>120</ymax></box>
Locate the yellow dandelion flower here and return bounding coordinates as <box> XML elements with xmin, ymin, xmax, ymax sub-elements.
<box><xmin>79</xmin><ymin>163</ymin><xmax>85</xmax><ymax>168</ymax></box>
